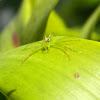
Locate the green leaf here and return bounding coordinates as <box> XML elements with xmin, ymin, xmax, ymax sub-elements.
<box><xmin>0</xmin><ymin>36</ymin><xmax>100</xmax><ymax>100</ymax></box>
<box><xmin>21</xmin><ymin>0</ymin><xmax>59</xmax><ymax>45</ymax></box>
<box><xmin>45</xmin><ymin>10</ymin><xmax>80</xmax><ymax>37</ymax></box>
<box><xmin>80</xmin><ymin>5</ymin><xmax>100</xmax><ymax>39</ymax></box>
<box><xmin>0</xmin><ymin>0</ymin><xmax>37</xmax><ymax>52</ymax></box>
<box><xmin>0</xmin><ymin>92</ymin><xmax>6</xmax><ymax>100</ymax></box>
<box><xmin>45</xmin><ymin>10</ymin><xmax>68</xmax><ymax>36</ymax></box>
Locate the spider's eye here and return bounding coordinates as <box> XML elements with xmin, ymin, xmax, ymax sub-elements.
<box><xmin>47</xmin><ymin>38</ymin><xmax>50</xmax><ymax>41</ymax></box>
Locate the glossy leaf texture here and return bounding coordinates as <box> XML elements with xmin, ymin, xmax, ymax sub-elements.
<box><xmin>0</xmin><ymin>36</ymin><xmax>100</xmax><ymax>100</ymax></box>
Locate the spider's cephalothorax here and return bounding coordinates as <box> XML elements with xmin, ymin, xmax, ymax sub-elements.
<box><xmin>45</xmin><ymin>38</ymin><xmax>50</xmax><ymax>42</ymax></box>
<box><xmin>45</xmin><ymin>33</ymin><xmax>53</xmax><ymax>42</ymax></box>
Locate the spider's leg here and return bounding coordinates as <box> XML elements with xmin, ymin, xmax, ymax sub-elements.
<box><xmin>22</xmin><ymin>51</ymin><xmax>33</xmax><ymax>66</ymax></box>
<box><xmin>58</xmin><ymin>42</ymin><xmax>74</xmax><ymax>60</ymax></box>
<box><xmin>56</xmin><ymin>38</ymin><xmax>80</xmax><ymax>44</ymax></box>
<box><xmin>63</xmin><ymin>45</ymin><xmax>70</xmax><ymax>60</ymax></box>
<box><xmin>22</xmin><ymin>44</ymin><xmax>29</xmax><ymax>51</ymax></box>
<box><xmin>43</xmin><ymin>43</ymin><xmax>50</xmax><ymax>52</ymax></box>
<box><xmin>22</xmin><ymin>45</ymin><xmax>43</xmax><ymax>66</ymax></box>
<box><xmin>62</xmin><ymin>42</ymin><xmax>74</xmax><ymax>51</ymax></box>
<box><xmin>51</xmin><ymin>44</ymin><xmax>70</xmax><ymax>60</ymax></box>
<box><xmin>42</xmin><ymin>40</ymin><xmax>47</xmax><ymax>51</ymax></box>
<box><xmin>63</xmin><ymin>42</ymin><xmax>76</xmax><ymax>52</ymax></box>
<box><xmin>44</xmin><ymin>45</ymin><xmax>48</xmax><ymax>51</ymax></box>
<box><xmin>22</xmin><ymin>42</ymin><xmax>43</xmax><ymax>51</ymax></box>
<box><xmin>56</xmin><ymin>41</ymin><xmax>75</xmax><ymax>52</ymax></box>
<box><xmin>42</xmin><ymin>40</ymin><xmax>51</xmax><ymax>52</ymax></box>
<box><xmin>49</xmin><ymin>32</ymin><xmax>54</xmax><ymax>39</ymax></box>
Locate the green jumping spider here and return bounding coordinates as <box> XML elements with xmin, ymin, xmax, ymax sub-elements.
<box><xmin>22</xmin><ymin>35</ymin><xmax>74</xmax><ymax>66</ymax></box>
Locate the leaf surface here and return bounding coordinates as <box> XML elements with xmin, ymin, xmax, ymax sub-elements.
<box><xmin>0</xmin><ymin>36</ymin><xmax>100</xmax><ymax>100</ymax></box>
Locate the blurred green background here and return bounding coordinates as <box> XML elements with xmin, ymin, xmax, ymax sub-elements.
<box><xmin>0</xmin><ymin>0</ymin><xmax>100</xmax><ymax>33</ymax></box>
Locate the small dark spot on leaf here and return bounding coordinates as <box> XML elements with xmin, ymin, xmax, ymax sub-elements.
<box><xmin>7</xmin><ymin>89</ymin><xmax>16</xmax><ymax>97</ymax></box>
<box><xmin>74</xmin><ymin>74</ymin><xmax>80</xmax><ymax>78</ymax></box>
